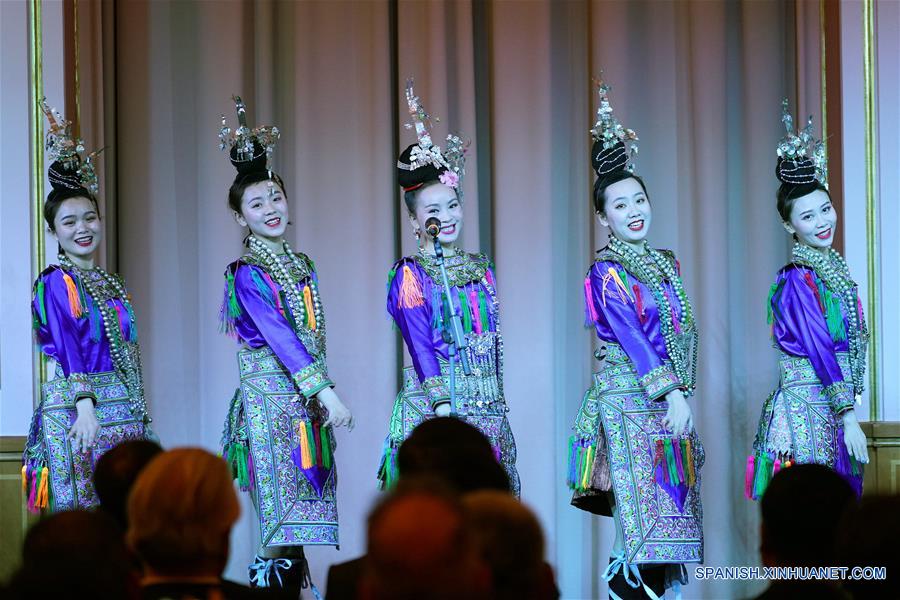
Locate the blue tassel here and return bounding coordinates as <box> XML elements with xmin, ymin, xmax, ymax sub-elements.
<box><xmin>430</xmin><ymin>286</ymin><xmax>443</xmax><ymax>330</ymax></box>
<box><xmin>250</xmin><ymin>269</ymin><xmax>276</xmax><ymax>308</ymax></box>
<box><xmin>89</xmin><ymin>300</ymin><xmax>102</xmax><ymax>342</ymax></box>
<box><xmin>125</xmin><ymin>303</ymin><xmax>138</xmax><ymax>342</ymax></box>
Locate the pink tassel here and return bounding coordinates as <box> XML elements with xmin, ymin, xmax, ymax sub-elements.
<box><xmin>486</xmin><ymin>269</ymin><xmax>495</xmax><ymax>288</ymax></box>
<box><xmin>633</xmin><ymin>285</ymin><xmax>646</xmax><ymax>324</ymax></box>
<box><xmin>744</xmin><ymin>455</ymin><xmax>755</xmax><ymax>500</ymax></box>
<box><xmin>261</xmin><ymin>273</ymin><xmax>285</xmax><ymax>316</ymax></box>
<box><xmin>468</xmin><ymin>287</ymin><xmax>483</xmax><ymax>334</ymax></box>
<box><xmin>584</xmin><ymin>278</ymin><xmax>599</xmax><ymax>323</ymax></box>
<box><xmin>773</xmin><ymin>458</ymin><xmax>781</xmax><ymax>476</ymax></box>
<box><xmin>27</xmin><ymin>471</ymin><xmax>38</xmax><ymax>512</ymax></box>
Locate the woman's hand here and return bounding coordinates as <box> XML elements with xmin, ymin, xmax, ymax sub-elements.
<box><xmin>434</xmin><ymin>402</ymin><xmax>452</xmax><ymax>417</ymax></box>
<box><xmin>68</xmin><ymin>398</ymin><xmax>100</xmax><ymax>453</ymax></box>
<box><xmin>316</xmin><ymin>387</ymin><xmax>353</xmax><ymax>430</ymax></box>
<box><xmin>842</xmin><ymin>409</ymin><xmax>869</xmax><ymax>464</ymax></box>
<box><xmin>662</xmin><ymin>390</ymin><xmax>692</xmax><ymax>435</ymax></box>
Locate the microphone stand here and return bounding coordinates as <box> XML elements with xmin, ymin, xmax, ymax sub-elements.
<box><xmin>431</xmin><ymin>235</ymin><xmax>471</xmax><ymax>417</ymax></box>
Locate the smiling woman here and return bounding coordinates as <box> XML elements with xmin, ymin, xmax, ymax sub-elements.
<box><xmin>377</xmin><ymin>79</ymin><xmax>521</xmax><ymax>495</ymax></box>
<box><xmin>23</xmin><ymin>101</ymin><xmax>154</xmax><ymax>514</ymax></box>
<box><xmin>217</xmin><ymin>97</ymin><xmax>350</xmax><ymax>597</ymax></box>
<box><xmin>746</xmin><ymin>101</ymin><xmax>870</xmax><ymax>502</ymax></box>
<box><xmin>567</xmin><ymin>79</ymin><xmax>704</xmax><ymax>599</ymax></box>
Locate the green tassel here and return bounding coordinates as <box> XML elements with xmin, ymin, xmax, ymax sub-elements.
<box><xmin>766</xmin><ymin>283</ymin><xmax>778</xmax><ymax>325</ymax></box>
<box><xmin>386</xmin><ymin>267</ymin><xmax>397</xmax><ymax>296</ymax></box>
<box><xmin>125</xmin><ymin>303</ymin><xmax>138</xmax><ymax>342</ymax></box>
<box><xmin>823</xmin><ymin>289</ymin><xmax>846</xmax><ymax>342</ymax></box>
<box><xmin>280</xmin><ymin>290</ymin><xmax>299</xmax><ymax>331</ymax></box>
<box><xmin>458</xmin><ymin>289</ymin><xmax>472</xmax><ymax>333</ymax></box>
<box><xmin>250</xmin><ymin>269</ymin><xmax>276</xmax><ymax>308</ymax></box>
<box><xmin>618</xmin><ymin>269</ymin><xmax>633</xmax><ymax>299</ymax></box>
<box><xmin>75</xmin><ymin>275</ymin><xmax>89</xmax><ymax>318</ymax></box>
<box><xmin>753</xmin><ymin>454</ymin><xmax>771</xmax><ymax>499</ymax></box>
<box><xmin>228</xmin><ymin>444</ymin><xmax>250</xmax><ymax>489</ymax></box>
<box><xmin>89</xmin><ymin>301</ymin><xmax>102</xmax><ymax>342</ymax></box>
<box><xmin>36</xmin><ymin>280</ymin><xmax>47</xmax><ymax>325</ymax></box>
<box><xmin>320</xmin><ymin>427</ymin><xmax>332</xmax><ymax>469</ymax></box>
<box><xmin>478</xmin><ymin>290</ymin><xmax>490</xmax><ymax>331</ymax></box>
<box><xmin>664</xmin><ymin>439</ymin><xmax>678</xmax><ymax>484</ymax></box>
<box><xmin>226</xmin><ymin>271</ymin><xmax>241</xmax><ymax>318</ymax></box>
<box><xmin>305</xmin><ymin>421</ymin><xmax>317</xmax><ymax>466</ymax></box>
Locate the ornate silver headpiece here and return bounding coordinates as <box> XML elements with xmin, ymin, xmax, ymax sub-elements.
<box><xmin>41</xmin><ymin>98</ymin><xmax>102</xmax><ymax>194</ymax></box>
<box><xmin>590</xmin><ymin>76</ymin><xmax>638</xmax><ymax>167</ymax></box>
<box><xmin>776</xmin><ymin>98</ymin><xmax>827</xmax><ymax>187</ymax></box>
<box><xmin>219</xmin><ymin>95</ymin><xmax>281</xmax><ymax>169</ymax></box>
<box><xmin>400</xmin><ymin>78</ymin><xmax>469</xmax><ymax>188</ymax></box>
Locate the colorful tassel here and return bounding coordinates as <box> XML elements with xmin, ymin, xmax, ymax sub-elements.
<box><xmin>27</xmin><ymin>470</ymin><xmax>38</xmax><ymax>511</ymax></box>
<box><xmin>227</xmin><ymin>444</ymin><xmax>251</xmax><ymax>490</ymax></box>
<box><xmin>633</xmin><ymin>285</ymin><xmax>646</xmax><ymax>324</ymax></box>
<box><xmin>36</xmin><ymin>280</ymin><xmax>47</xmax><ymax>325</ymax></box>
<box><xmin>608</xmin><ymin>268</ymin><xmax>630</xmax><ymax>303</ymax></box>
<box><xmin>250</xmin><ymin>269</ymin><xmax>277</xmax><ymax>309</ymax></box>
<box><xmin>21</xmin><ymin>465</ymin><xmax>27</xmax><ymax>494</ymax></box>
<box><xmin>584</xmin><ymin>277</ymin><xmax>599</xmax><ymax>324</ymax></box>
<box><xmin>478</xmin><ymin>290</ymin><xmax>490</xmax><ymax>332</ymax></box>
<box><xmin>485</xmin><ymin>268</ymin><xmax>496</xmax><ymax>288</ymax></box>
<box><xmin>581</xmin><ymin>444</ymin><xmax>594</xmax><ymax>491</ymax></box>
<box><xmin>62</xmin><ymin>272</ymin><xmax>84</xmax><ymax>318</ymax></box>
<box><xmin>468</xmin><ymin>288</ymin><xmax>483</xmax><ymax>334</ymax></box>
<box><xmin>674</xmin><ymin>438</ymin><xmax>685</xmax><ymax>483</ymax></box>
<box><xmin>312</xmin><ymin>421</ymin><xmax>323</xmax><ymax>466</ymax></box>
<box><xmin>823</xmin><ymin>289</ymin><xmax>846</xmax><ymax>342</ymax></box>
<box><xmin>226</xmin><ymin>271</ymin><xmax>241</xmax><ymax>318</ymax></box>
<box><xmin>320</xmin><ymin>427</ymin><xmax>332</xmax><ymax>469</ymax></box>
<box><xmin>430</xmin><ymin>287</ymin><xmax>443</xmax><ymax>330</ymax></box>
<box><xmin>744</xmin><ymin>455</ymin><xmax>755</xmax><ymax>499</ymax></box>
<box><xmin>458</xmin><ymin>289</ymin><xmax>473</xmax><ymax>334</ymax></box>
<box><xmin>386</xmin><ymin>268</ymin><xmax>397</xmax><ymax>295</ymax></box>
<box><xmin>305</xmin><ymin>421</ymin><xmax>318</xmax><ymax>466</ymax></box>
<box><xmin>397</xmin><ymin>265</ymin><xmax>425</xmax><ymax>308</ymax></box>
<box><xmin>303</xmin><ymin>285</ymin><xmax>317</xmax><ymax>329</ymax></box>
<box><xmin>804</xmin><ymin>272</ymin><xmax>826</xmax><ymax>313</ymax></box>
<box><xmin>297</xmin><ymin>423</ymin><xmax>312</xmax><ymax>469</ymax></box>
<box><xmin>664</xmin><ymin>439</ymin><xmax>679</xmax><ymax>485</ymax></box>
<box><xmin>35</xmin><ymin>467</ymin><xmax>49</xmax><ymax>510</ymax></box>
<box><xmin>379</xmin><ymin>442</ymin><xmax>398</xmax><ymax>490</ymax></box>
<box><xmin>766</xmin><ymin>283</ymin><xmax>778</xmax><ymax>325</ymax></box>
<box><xmin>685</xmin><ymin>438</ymin><xmax>695</xmax><ymax>487</ymax></box>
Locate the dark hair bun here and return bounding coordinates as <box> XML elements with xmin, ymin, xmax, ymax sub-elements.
<box><xmin>230</xmin><ymin>141</ymin><xmax>268</xmax><ymax>176</ymax></box>
<box><xmin>397</xmin><ymin>143</ymin><xmax>446</xmax><ymax>191</ymax></box>
<box><xmin>591</xmin><ymin>140</ymin><xmax>628</xmax><ymax>177</ymax></box>
<box><xmin>775</xmin><ymin>156</ymin><xmax>817</xmax><ymax>186</ymax></box>
<box><xmin>48</xmin><ymin>160</ymin><xmax>89</xmax><ymax>194</ymax></box>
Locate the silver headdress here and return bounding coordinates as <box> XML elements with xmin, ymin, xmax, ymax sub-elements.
<box><xmin>219</xmin><ymin>95</ymin><xmax>281</xmax><ymax>171</ymax></box>
<box><xmin>590</xmin><ymin>76</ymin><xmax>638</xmax><ymax>176</ymax></box>
<box><xmin>776</xmin><ymin>98</ymin><xmax>827</xmax><ymax>188</ymax></box>
<box><xmin>41</xmin><ymin>98</ymin><xmax>102</xmax><ymax>195</ymax></box>
<box><xmin>399</xmin><ymin>78</ymin><xmax>469</xmax><ymax>189</ymax></box>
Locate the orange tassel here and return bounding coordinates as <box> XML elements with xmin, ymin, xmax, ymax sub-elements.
<box><xmin>62</xmin><ymin>273</ymin><xmax>84</xmax><ymax>318</ymax></box>
<box><xmin>685</xmin><ymin>439</ymin><xmax>696</xmax><ymax>487</ymax></box>
<box><xmin>297</xmin><ymin>423</ymin><xmax>312</xmax><ymax>469</ymax></box>
<box><xmin>397</xmin><ymin>265</ymin><xmax>424</xmax><ymax>308</ymax></box>
<box><xmin>303</xmin><ymin>285</ymin><xmax>317</xmax><ymax>330</ymax></box>
<box><xmin>21</xmin><ymin>465</ymin><xmax>27</xmax><ymax>494</ymax></box>
<box><xmin>36</xmin><ymin>467</ymin><xmax>49</xmax><ymax>509</ymax></box>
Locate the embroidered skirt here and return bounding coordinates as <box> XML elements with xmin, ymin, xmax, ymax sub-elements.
<box><xmin>224</xmin><ymin>346</ymin><xmax>338</xmax><ymax>548</ymax></box>
<box><xmin>747</xmin><ymin>351</ymin><xmax>862</xmax><ymax>499</ymax></box>
<box><xmin>379</xmin><ymin>358</ymin><xmax>520</xmax><ymax>497</ymax></box>
<box><xmin>23</xmin><ymin>369</ymin><xmax>148</xmax><ymax>511</ymax></box>
<box><xmin>568</xmin><ymin>343</ymin><xmax>704</xmax><ymax>565</ymax></box>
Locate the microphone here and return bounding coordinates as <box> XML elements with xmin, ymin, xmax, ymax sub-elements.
<box><xmin>425</xmin><ymin>217</ymin><xmax>441</xmax><ymax>238</ymax></box>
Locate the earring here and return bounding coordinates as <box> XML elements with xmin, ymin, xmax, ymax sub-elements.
<box><xmin>415</xmin><ymin>229</ymin><xmax>422</xmax><ymax>248</ymax></box>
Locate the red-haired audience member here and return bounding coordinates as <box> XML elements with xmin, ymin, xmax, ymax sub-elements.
<box><xmin>359</xmin><ymin>482</ymin><xmax>492</xmax><ymax>600</ymax></box>
<box><xmin>127</xmin><ymin>447</ymin><xmax>289</xmax><ymax>600</ymax></box>
<box><xmin>462</xmin><ymin>491</ymin><xmax>559</xmax><ymax>599</ymax></box>
<box><xmin>4</xmin><ymin>510</ymin><xmax>139</xmax><ymax>599</ymax></box>
<box><xmin>94</xmin><ymin>439</ymin><xmax>163</xmax><ymax>529</ymax></box>
<box><xmin>835</xmin><ymin>495</ymin><xmax>900</xmax><ymax>599</ymax></box>
<box><xmin>751</xmin><ymin>464</ymin><xmax>855</xmax><ymax>600</ymax></box>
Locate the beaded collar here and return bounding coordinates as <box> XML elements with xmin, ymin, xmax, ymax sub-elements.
<box><xmin>413</xmin><ymin>248</ymin><xmax>489</xmax><ymax>288</ymax></box>
<box><xmin>245</xmin><ymin>235</ymin><xmax>326</xmax><ymax>360</ymax></box>
<box><xmin>598</xmin><ymin>237</ymin><xmax>698</xmax><ymax>394</ymax></box>
<box><xmin>791</xmin><ymin>243</ymin><xmax>868</xmax><ymax>393</ymax></box>
<box><xmin>57</xmin><ymin>254</ymin><xmax>149</xmax><ymax>424</ymax></box>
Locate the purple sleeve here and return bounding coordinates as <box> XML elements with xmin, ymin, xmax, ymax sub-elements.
<box><xmin>387</xmin><ymin>261</ymin><xmax>449</xmax><ymax>409</ymax></box>
<box><xmin>233</xmin><ymin>264</ymin><xmax>332</xmax><ymax>399</ymax></box>
<box><xmin>33</xmin><ymin>269</ymin><xmax>95</xmax><ymax>403</ymax></box>
<box><xmin>776</xmin><ymin>268</ymin><xmax>854</xmax><ymax>414</ymax></box>
<box><xmin>589</xmin><ymin>262</ymin><xmax>680</xmax><ymax>400</ymax></box>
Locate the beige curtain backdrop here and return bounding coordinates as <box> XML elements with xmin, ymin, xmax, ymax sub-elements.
<box><xmin>74</xmin><ymin>1</ymin><xmax>825</xmax><ymax>597</ymax></box>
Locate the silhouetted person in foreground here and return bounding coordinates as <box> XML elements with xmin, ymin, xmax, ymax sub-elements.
<box><xmin>5</xmin><ymin>510</ymin><xmax>139</xmax><ymax>599</ymax></box>
<box><xmin>836</xmin><ymin>494</ymin><xmax>900</xmax><ymax>599</ymax></box>
<box><xmin>94</xmin><ymin>438</ymin><xmax>163</xmax><ymax>529</ymax></box>
<box><xmin>751</xmin><ymin>463</ymin><xmax>855</xmax><ymax>600</ymax></box>
<box><xmin>127</xmin><ymin>447</ymin><xmax>289</xmax><ymax>600</ymax></box>
<box><xmin>359</xmin><ymin>481</ymin><xmax>491</xmax><ymax>600</ymax></box>
<box><xmin>463</xmin><ymin>490</ymin><xmax>558</xmax><ymax>599</ymax></box>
